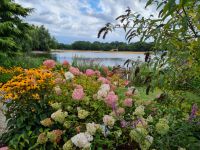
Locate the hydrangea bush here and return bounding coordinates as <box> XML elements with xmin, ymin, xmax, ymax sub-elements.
<box><xmin>0</xmin><ymin>60</ymin><xmax>199</xmax><ymax>149</ymax></box>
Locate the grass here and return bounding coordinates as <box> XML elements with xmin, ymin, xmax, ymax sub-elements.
<box><xmin>0</xmin><ymin>52</ymin><xmax>52</xmax><ymax>68</ymax></box>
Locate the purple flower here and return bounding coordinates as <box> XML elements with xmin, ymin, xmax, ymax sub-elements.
<box><xmin>189</xmin><ymin>104</ymin><xmax>198</xmax><ymax>122</ymax></box>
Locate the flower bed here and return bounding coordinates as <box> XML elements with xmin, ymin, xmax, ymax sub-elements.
<box><xmin>0</xmin><ymin>60</ymin><xmax>199</xmax><ymax>150</ymax></box>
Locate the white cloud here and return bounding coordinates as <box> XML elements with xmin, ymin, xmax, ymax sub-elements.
<box><xmin>16</xmin><ymin>0</ymin><xmax>156</xmax><ymax>43</ymax></box>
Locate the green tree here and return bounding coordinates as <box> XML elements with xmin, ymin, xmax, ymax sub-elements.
<box><xmin>0</xmin><ymin>0</ymin><xmax>32</xmax><ymax>51</ymax></box>
<box><xmin>98</xmin><ymin>0</ymin><xmax>200</xmax><ymax>91</ymax></box>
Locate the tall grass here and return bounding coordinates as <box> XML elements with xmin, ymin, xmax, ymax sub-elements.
<box><xmin>0</xmin><ymin>52</ymin><xmax>52</xmax><ymax>68</ymax></box>
<box><xmin>72</xmin><ymin>55</ymin><xmax>112</xmax><ymax>73</ymax></box>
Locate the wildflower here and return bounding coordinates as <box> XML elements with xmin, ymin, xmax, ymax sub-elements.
<box><xmin>133</xmin><ymin>105</ymin><xmax>145</xmax><ymax>117</ymax></box>
<box><xmin>189</xmin><ymin>103</ymin><xmax>198</xmax><ymax>122</ymax></box>
<box><xmin>155</xmin><ymin>118</ymin><xmax>169</xmax><ymax>135</ymax></box>
<box><xmin>85</xmin><ymin>69</ymin><xmax>95</xmax><ymax>76</ymax></box>
<box><xmin>78</xmin><ymin>109</ymin><xmax>89</xmax><ymax>119</ymax></box>
<box><xmin>43</xmin><ymin>59</ymin><xmax>56</xmax><ymax>69</ymax></box>
<box><xmin>47</xmin><ymin>129</ymin><xmax>63</xmax><ymax>143</ymax></box>
<box><xmin>105</xmin><ymin>91</ymin><xmax>118</xmax><ymax>107</ymax></box>
<box><xmin>40</xmin><ymin>118</ymin><xmax>54</xmax><ymax>127</ymax></box>
<box><xmin>64</xmin><ymin>71</ymin><xmax>74</xmax><ymax>80</ymax></box>
<box><xmin>51</xmin><ymin>102</ymin><xmax>62</xmax><ymax>110</ymax></box>
<box><xmin>69</xmin><ymin>67</ymin><xmax>80</xmax><ymax>75</ymax></box>
<box><xmin>54</xmin><ymin>86</ymin><xmax>62</xmax><ymax>95</ymax></box>
<box><xmin>86</xmin><ymin>122</ymin><xmax>100</xmax><ymax>135</ymax></box>
<box><xmin>37</xmin><ymin>133</ymin><xmax>48</xmax><ymax>144</ymax></box>
<box><xmin>51</xmin><ymin>109</ymin><xmax>68</xmax><ymax>124</ymax></box>
<box><xmin>72</xmin><ymin>87</ymin><xmax>85</xmax><ymax>100</ymax></box>
<box><xmin>123</xmin><ymin>98</ymin><xmax>133</xmax><ymax>107</ymax></box>
<box><xmin>71</xmin><ymin>132</ymin><xmax>93</xmax><ymax>149</ymax></box>
<box><xmin>103</xmin><ymin>115</ymin><xmax>115</xmax><ymax>127</ymax></box>
<box><xmin>63</xmin><ymin>140</ymin><xmax>74</xmax><ymax>150</ymax></box>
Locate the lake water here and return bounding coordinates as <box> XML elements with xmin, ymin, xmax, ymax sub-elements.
<box><xmin>52</xmin><ymin>51</ymin><xmax>146</xmax><ymax>66</ymax></box>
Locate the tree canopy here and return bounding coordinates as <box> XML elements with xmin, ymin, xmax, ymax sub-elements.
<box><xmin>98</xmin><ymin>0</ymin><xmax>200</xmax><ymax>91</ymax></box>
<box><xmin>0</xmin><ymin>0</ymin><xmax>32</xmax><ymax>51</ymax></box>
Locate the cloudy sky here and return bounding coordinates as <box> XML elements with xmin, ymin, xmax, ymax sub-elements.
<box><xmin>16</xmin><ymin>0</ymin><xmax>155</xmax><ymax>44</ymax></box>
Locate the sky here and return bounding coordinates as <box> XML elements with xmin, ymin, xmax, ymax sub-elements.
<box><xmin>16</xmin><ymin>0</ymin><xmax>156</xmax><ymax>44</ymax></box>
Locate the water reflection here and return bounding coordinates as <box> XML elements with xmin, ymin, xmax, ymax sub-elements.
<box><xmin>52</xmin><ymin>51</ymin><xmax>145</xmax><ymax>66</ymax></box>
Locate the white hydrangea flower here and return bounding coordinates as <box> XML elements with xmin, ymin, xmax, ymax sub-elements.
<box><xmin>64</xmin><ymin>71</ymin><xmax>74</xmax><ymax>80</ymax></box>
<box><xmin>100</xmin><ymin>84</ymin><xmax>110</xmax><ymax>91</ymax></box>
<box><xmin>86</xmin><ymin>122</ymin><xmax>100</xmax><ymax>135</ymax></box>
<box><xmin>96</xmin><ymin>84</ymin><xmax>110</xmax><ymax>100</ymax></box>
<box><xmin>103</xmin><ymin>115</ymin><xmax>115</xmax><ymax>127</ymax></box>
<box><xmin>71</xmin><ymin>132</ymin><xmax>93</xmax><ymax>149</ymax></box>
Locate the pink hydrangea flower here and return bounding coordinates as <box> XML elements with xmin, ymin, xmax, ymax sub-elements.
<box><xmin>124</xmin><ymin>80</ymin><xmax>130</xmax><ymax>86</ymax></box>
<box><xmin>98</xmin><ymin>77</ymin><xmax>110</xmax><ymax>84</ymax></box>
<box><xmin>85</xmin><ymin>69</ymin><xmax>95</xmax><ymax>76</ymax></box>
<box><xmin>103</xmin><ymin>115</ymin><xmax>115</xmax><ymax>127</ymax></box>
<box><xmin>105</xmin><ymin>91</ymin><xmax>118</xmax><ymax>107</ymax></box>
<box><xmin>75</xmin><ymin>85</ymin><xmax>83</xmax><ymax>89</ymax></box>
<box><xmin>54</xmin><ymin>86</ymin><xmax>62</xmax><ymax>95</ymax></box>
<box><xmin>62</xmin><ymin>60</ymin><xmax>69</xmax><ymax>67</ymax></box>
<box><xmin>0</xmin><ymin>147</ymin><xmax>9</xmax><ymax>150</ymax></box>
<box><xmin>54</xmin><ymin>78</ymin><xmax>64</xmax><ymax>84</ymax></box>
<box><xmin>117</xmin><ymin>107</ymin><xmax>125</xmax><ymax>115</ymax></box>
<box><xmin>43</xmin><ymin>59</ymin><xmax>56</xmax><ymax>69</ymax></box>
<box><xmin>95</xmin><ymin>71</ymin><xmax>101</xmax><ymax>77</ymax></box>
<box><xmin>125</xmin><ymin>90</ymin><xmax>133</xmax><ymax>97</ymax></box>
<box><xmin>72</xmin><ymin>87</ymin><xmax>85</xmax><ymax>100</ymax></box>
<box><xmin>69</xmin><ymin>67</ymin><xmax>80</xmax><ymax>75</ymax></box>
<box><xmin>123</xmin><ymin>98</ymin><xmax>133</xmax><ymax>107</ymax></box>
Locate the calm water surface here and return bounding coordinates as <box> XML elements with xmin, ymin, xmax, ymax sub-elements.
<box><xmin>52</xmin><ymin>51</ymin><xmax>145</xmax><ymax>66</ymax></box>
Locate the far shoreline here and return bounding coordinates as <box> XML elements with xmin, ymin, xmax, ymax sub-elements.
<box><xmin>50</xmin><ymin>49</ymin><xmax>147</xmax><ymax>54</ymax></box>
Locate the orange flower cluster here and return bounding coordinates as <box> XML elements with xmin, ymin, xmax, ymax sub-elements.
<box><xmin>0</xmin><ymin>68</ymin><xmax>53</xmax><ymax>100</ymax></box>
<box><xmin>0</xmin><ymin>66</ymin><xmax>24</xmax><ymax>74</ymax></box>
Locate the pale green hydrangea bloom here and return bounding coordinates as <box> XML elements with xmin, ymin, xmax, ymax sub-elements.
<box><xmin>78</xmin><ymin>109</ymin><xmax>89</xmax><ymax>119</ymax></box>
<box><xmin>155</xmin><ymin>118</ymin><xmax>169</xmax><ymax>135</ymax></box>
<box><xmin>133</xmin><ymin>105</ymin><xmax>145</xmax><ymax>117</ymax></box>
<box><xmin>51</xmin><ymin>109</ymin><xmax>68</xmax><ymax>124</ymax></box>
<box><xmin>51</xmin><ymin>102</ymin><xmax>62</xmax><ymax>110</ymax></box>
<box><xmin>63</xmin><ymin>140</ymin><xmax>74</xmax><ymax>150</ymax></box>
<box><xmin>130</xmin><ymin>127</ymin><xmax>148</xmax><ymax>143</ymax></box>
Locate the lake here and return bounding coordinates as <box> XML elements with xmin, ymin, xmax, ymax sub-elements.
<box><xmin>51</xmin><ymin>50</ymin><xmax>146</xmax><ymax>67</ymax></box>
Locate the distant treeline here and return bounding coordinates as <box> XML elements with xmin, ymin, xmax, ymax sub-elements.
<box><xmin>21</xmin><ymin>25</ymin><xmax>153</xmax><ymax>52</ymax></box>
<box><xmin>56</xmin><ymin>41</ymin><xmax>154</xmax><ymax>51</ymax></box>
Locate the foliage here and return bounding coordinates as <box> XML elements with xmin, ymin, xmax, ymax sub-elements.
<box><xmin>98</xmin><ymin>0</ymin><xmax>200</xmax><ymax>93</ymax></box>
<box><xmin>0</xmin><ymin>0</ymin><xmax>32</xmax><ymax>52</ymax></box>
<box><xmin>18</xmin><ymin>25</ymin><xmax>58</xmax><ymax>52</ymax></box>
<box><xmin>57</xmin><ymin>40</ymin><xmax>153</xmax><ymax>51</ymax></box>
<box><xmin>0</xmin><ymin>52</ymin><xmax>52</xmax><ymax>68</ymax></box>
<box><xmin>0</xmin><ymin>60</ymin><xmax>199</xmax><ymax>149</ymax></box>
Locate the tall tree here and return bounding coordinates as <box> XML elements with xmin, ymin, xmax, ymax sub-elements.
<box><xmin>0</xmin><ymin>0</ymin><xmax>32</xmax><ymax>51</ymax></box>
